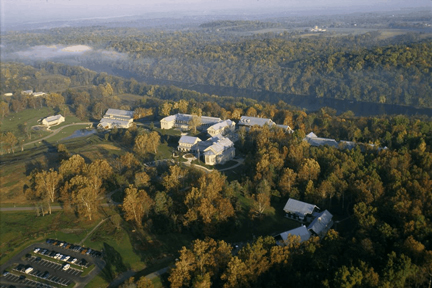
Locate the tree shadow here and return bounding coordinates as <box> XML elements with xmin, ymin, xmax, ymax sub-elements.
<box><xmin>100</xmin><ymin>242</ymin><xmax>130</xmax><ymax>283</ymax></box>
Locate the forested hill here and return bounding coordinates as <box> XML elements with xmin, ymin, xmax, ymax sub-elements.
<box><xmin>1</xmin><ymin>22</ymin><xmax>432</xmax><ymax>109</ymax></box>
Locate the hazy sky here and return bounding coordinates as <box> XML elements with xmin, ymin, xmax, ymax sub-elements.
<box><xmin>1</xmin><ymin>0</ymin><xmax>431</xmax><ymax>28</ymax></box>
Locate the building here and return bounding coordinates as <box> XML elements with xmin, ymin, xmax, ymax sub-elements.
<box><xmin>177</xmin><ymin>134</ymin><xmax>235</xmax><ymax>165</ymax></box>
<box><xmin>238</xmin><ymin>116</ymin><xmax>293</xmax><ymax>133</ymax></box>
<box><xmin>98</xmin><ymin>109</ymin><xmax>134</xmax><ymax>129</ymax></box>
<box><xmin>178</xmin><ymin>136</ymin><xmax>201</xmax><ymax>152</ymax></box>
<box><xmin>161</xmin><ymin>113</ymin><xmax>221</xmax><ymax>131</ymax></box>
<box><xmin>277</xmin><ymin>199</ymin><xmax>334</xmax><ymax>246</ymax></box>
<box><xmin>42</xmin><ymin>115</ymin><xmax>65</xmax><ymax>127</ymax></box>
<box><xmin>238</xmin><ymin>116</ymin><xmax>275</xmax><ymax>129</ymax></box>
<box><xmin>303</xmin><ymin>132</ymin><xmax>338</xmax><ymax>148</ymax></box>
<box><xmin>32</xmin><ymin>92</ymin><xmax>46</xmax><ymax>97</ymax></box>
<box><xmin>203</xmin><ymin>136</ymin><xmax>235</xmax><ymax>165</ymax></box>
<box><xmin>308</xmin><ymin>210</ymin><xmax>333</xmax><ymax>237</ymax></box>
<box><xmin>21</xmin><ymin>90</ymin><xmax>33</xmax><ymax>95</ymax></box>
<box><xmin>283</xmin><ymin>198</ymin><xmax>320</xmax><ymax>222</ymax></box>
<box><xmin>207</xmin><ymin>119</ymin><xmax>236</xmax><ymax>136</ymax></box>
<box><xmin>275</xmin><ymin>225</ymin><xmax>311</xmax><ymax>245</ymax></box>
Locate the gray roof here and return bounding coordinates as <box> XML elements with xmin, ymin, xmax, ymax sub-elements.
<box><xmin>201</xmin><ymin>116</ymin><xmax>222</xmax><ymax>125</ymax></box>
<box><xmin>161</xmin><ymin>115</ymin><xmax>176</xmax><ymax>122</ymax></box>
<box><xmin>176</xmin><ymin>113</ymin><xmax>193</xmax><ymax>122</ymax></box>
<box><xmin>339</xmin><ymin>140</ymin><xmax>356</xmax><ymax>150</ymax></box>
<box><xmin>44</xmin><ymin>115</ymin><xmax>63</xmax><ymax>123</ymax></box>
<box><xmin>105</xmin><ymin>109</ymin><xmax>134</xmax><ymax>118</ymax></box>
<box><xmin>204</xmin><ymin>136</ymin><xmax>234</xmax><ymax>155</ymax></box>
<box><xmin>308</xmin><ymin>210</ymin><xmax>333</xmax><ymax>236</ymax></box>
<box><xmin>179</xmin><ymin>136</ymin><xmax>201</xmax><ymax>145</ymax></box>
<box><xmin>276</xmin><ymin>124</ymin><xmax>291</xmax><ymax>130</ymax></box>
<box><xmin>279</xmin><ymin>225</ymin><xmax>311</xmax><ymax>244</ymax></box>
<box><xmin>99</xmin><ymin>118</ymin><xmax>130</xmax><ymax>128</ymax></box>
<box><xmin>283</xmin><ymin>198</ymin><xmax>319</xmax><ymax>216</ymax></box>
<box><xmin>239</xmin><ymin>116</ymin><xmax>275</xmax><ymax>127</ymax></box>
<box><xmin>304</xmin><ymin>132</ymin><xmax>338</xmax><ymax>147</ymax></box>
<box><xmin>208</xmin><ymin>120</ymin><xmax>234</xmax><ymax>131</ymax></box>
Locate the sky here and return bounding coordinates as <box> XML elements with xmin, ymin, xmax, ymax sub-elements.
<box><xmin>1</xmin><ymin>0</ymin><xmax>431</xmax><ymax>29</ymax></box>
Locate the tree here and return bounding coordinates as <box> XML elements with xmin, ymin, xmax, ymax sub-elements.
<box><xmin>169</xmin><ymin>238</ymin><xmax>232</xmax><ymax>288</ymax></box>
<box><xmin>0</xmin><ymin>101</ymin><xmax>9</xmax><ymax>119</ymax></box>
<box><xmin>188</xmin><ymin>115</ymin><xmax>202</xmax><ymax>133</ymax></box>
<box><xmin>34</xmin><ymin>169</ymin><xmax>62</xmax><ymax>214</ymax></box>
<box><xmin>148</xmin><ymin>131</ymin><xmax>161</xmax><ymax>154</ymax></box>
<box><xmin>45</xmin><ymin>93</ymin><xmax>65</xmax><ymax>108</ymax></box>
<box><xmin>122</xmin><ymin>185</ymin><xmax>146</xmax><ymax>227</ymax></box>
<box><xmin>70</xmin><ymin>175</ymin><xmax>103</xmax><ymax>221</ymax></box>
<box><xmin>136</xmin><ymin>276</ymin><xmax>154</xmax><ymax>288</ymax></box>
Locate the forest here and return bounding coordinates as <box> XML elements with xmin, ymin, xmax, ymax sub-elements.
<box><xmin>1</xmin><ymin>12</ymin><xmax>432</xmax><ymax>287</ymax></box>
<box><xmin>0</xmin><ymin>61</ymin><xmax>431</xmax><ymax>287</ymax></box>
<box><xmin>1</xmin><ymin>14</ymin><xmax>431</xmax><ymax>109</ymax></box>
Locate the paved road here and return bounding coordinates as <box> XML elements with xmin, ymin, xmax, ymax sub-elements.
<box><xmin>24</xmin><ymin>122</ymin><xmax>94</xmax><ymax>147</ymax></box>
<box><xmin>0</xmin><ymin>203</ymin><xmax>113</xmax><ymax>212</ymax></box>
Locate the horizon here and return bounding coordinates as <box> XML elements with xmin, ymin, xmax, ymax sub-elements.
<box><xmin>1</xmin><ymin>0</ymin><xmax>431</xmax><ymax>31</ymax></box>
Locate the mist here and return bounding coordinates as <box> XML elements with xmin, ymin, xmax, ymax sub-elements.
<box><xmin>2</xmin><ymin>0</ymin><xmax>430</xmax><ymax>31</ymax></box>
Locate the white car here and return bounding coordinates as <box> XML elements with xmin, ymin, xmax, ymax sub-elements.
<box><xmin>33</xmin><ymin>248</ymin><xmax>40</xmax><ymax>253</ymax></box>
<box><xmin>63</xmin><ymin>256</ymin><xmax>70</xmax><ymax>261</ymax></box>
<box><xmin>62</xmin><ymin>264</ymin><xmax>70</xmax><ymax>271</ymax></box>
<box><xmin>71</xmin><ymin>258</ymin><xmax>78</xmax><ymax>264</ymax></box>
<box><xmin>55</xmin><ymin>253</ymin><xmax>62</xmax><ymax>259</ymax></box>
<box><xmin>25</xmin><ymin>267</ymin><xmax>33</xmax><ymax>274</ymax></box>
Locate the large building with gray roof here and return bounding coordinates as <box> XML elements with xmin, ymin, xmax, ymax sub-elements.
<box><xmin>160</xmin><ymin>113</ymin><xmax>221</xmax><ymax>131</ymax></box>
<box><xmin>98</xmin><ymin>109</ymin><xmax>134</xmax><ymax>129</ymax></box>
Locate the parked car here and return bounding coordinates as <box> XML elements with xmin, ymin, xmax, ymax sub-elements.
<box><xmin>2</xmin><ymin>271</ymin><xmax>9</xmax><ymax>276</ymax></box>
<box><xmin>33</xmin><ymin>248</ymin><xmax>40</xmax><ymax>253</ymax></box>
<box><xmin>71</xmin><ymin>258</ymin><xmax>78</xmax><ymax>264</ymax></box>
<box><xmin>62</xmin><ymin>264</ymin><xmax>70</xmax><ymax>271</ymax></box>
<box><xmin>42</xmin><ymin>271</ymin><xmax>50</xmax><ymax>279</ymax></box>
<box><xmin>49</xmin><ymin>251</ymin><xmax>56</xmax><ymax>257</ymax></box>
<box><xmin>63</xmin><ymin>256</ymin><xmax>70</xmax><ymax>261</ymax></box>
<box><xmin>24</xmin><ymin>267</ymin><xmax>33</xmax><ymax>274</ymax></box>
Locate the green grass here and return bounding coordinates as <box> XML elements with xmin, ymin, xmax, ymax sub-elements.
<box><xmin>0</xmin><ymin>210</ymin><xmax>99</xmax><ymax>265</ymax></box>
<box><xmin>46</xmin><ymin>125</ymin><xmax>92</xmax><ymax>143</ymax></box>
<box><xmin>1</xmin><ymin>107</ymin><xmax>55</xmax><ymax>134</ymax></box>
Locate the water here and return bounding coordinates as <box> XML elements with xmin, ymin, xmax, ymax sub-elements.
<box><xmin>62</xmin><ymin>129</ymin><xmax>97</xmax><ymax>141</ymax></box>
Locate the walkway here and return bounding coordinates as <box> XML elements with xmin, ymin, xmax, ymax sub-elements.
<box><xmin>24</xmin><ymin>122</ymin><xmax>93</xmax><ymax>147</ymax></box>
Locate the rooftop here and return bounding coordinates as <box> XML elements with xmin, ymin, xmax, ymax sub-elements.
<box><xmin>283</xmin><ymin>198</ymin><xmax>319</xmax><ymax>216</ymax></box>
<box><xmin>44</xmin><ymin>115</ymin><xmax>63</xmax><ymax>123</ymax></box>
<box><xmin>308</xmin><ymin>210</ymin><xmax>333</xmax><ymax>236</ymax></box>
<box><xmin>278</xmin><ymin>225</ymin><xmax>311</xmax><ymax>244</ymax></box>
<box><xmin>208</xmin><ymin>119</ymin><xmax>234</xmax><ymax>131</ymax></box>
<box><xmin>105</xmin><ymin>109</ymin><xmax>134</xmax><ymax>118</ymax></box>
<box><xmin>179</xmin><ymin>136</ymin><xmax>201</xmax><ymax>145</ymax></box>
<box><xmin>239</xmin><ymin>116</ymin><xmax>275</xmax><ymax>127</ymax></box>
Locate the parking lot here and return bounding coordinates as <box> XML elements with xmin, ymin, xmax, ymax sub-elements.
<box><xmin>0</xmin><ymin>239</ymin><xmax>106</xmax><ymax>288</ymax></box>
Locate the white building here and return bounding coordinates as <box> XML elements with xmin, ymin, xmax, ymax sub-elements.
<box><xmin>283</xmin><ymin>198</ymin><xmax>320</xmax><ymax>222</ymax></box>
<box><xmin>238</xmin><ymin>116</ymin><xmax>275</xmax><ymax>129</ymax></box>
<box><xmin>203</xmin><ymin>136</ymin><xmax>235</xmax><ymax>165</ymax></box>
<box><xmin>21</xmin><ymin>90</ymin><xmax>33</xmax><ymax>95</ymax></box>
<box><xmin>98</xmin><ymin>109</ymin><xmax>134</xmax><ymax>129</ymax></box>
<box><xmin>207</xmin><ymin>119</ymin><xmax>236</xmax><ymax>137</ymax></box>
<box><xmin>277</xmin><ymin>199</ymin><xmax>333</xmax><ymax>246</ymax></box>
<box><xmin>178</xmin><ymin>136</ymin><xmax>201</xmax><ymax>152</ymax></box>
<box><xmin>238</xmin><ymin>116</ymin><xmax>293</xmax><ymax>132</ymax></box>
<box><xmin>303</xmin><ymin>132</ymin><xmax>339</xmax><ymax>148</ymax></box>
<box><xmin>177</xmin><ymin>134</ymin><xmax>235</xmax><ymax>166</ymax></box>
<box><xmin>275</xmin><ymin>225</ymin><xmax>311</xmax><ymax>246</ymax></box>
<box><xmin>32</xmin><ymin>92</ymin><xmax>46</xmax><ymax>97</ymax></box>
<box><xmin>160</xmin><ymin>113</ymin><xmax>221</xmax><ymax>131</ymax></box>
<box><xmin>42</xmin><ymin>115</ymin><xmax>65</xmax><ymax>127</ymax></box>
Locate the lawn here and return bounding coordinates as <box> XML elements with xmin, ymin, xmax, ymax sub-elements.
<box><xmin>0</xmin><ymin>210</ymin><xmax>96</xmax><ymax>265</ymax></box>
